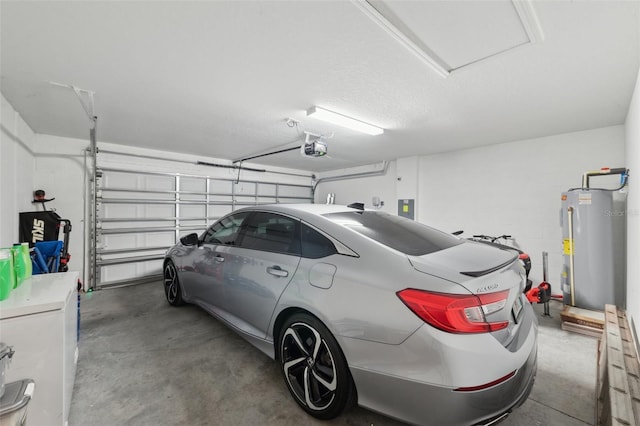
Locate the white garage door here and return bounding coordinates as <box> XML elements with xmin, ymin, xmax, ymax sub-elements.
<box><xmin>93</xmin><ymin>152</ymin><xmax>313</xmax><ymax>289</ymax></box>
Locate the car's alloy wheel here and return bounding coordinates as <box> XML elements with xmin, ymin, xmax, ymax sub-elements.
<box><xmin>279</xmin><ymin>314</ymin><xmax>355</xmax><ymax>419</ymax></box>
<box><xmin>163</xmin><ymin>261</ymin><xmax>184</xmax><ymax>306</ymax></box>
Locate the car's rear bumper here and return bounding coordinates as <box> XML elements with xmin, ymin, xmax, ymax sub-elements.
<box><xmin>350</xmin><ymin>344</ymin><xmax>536</xmax><ymax>426</ymax></box>
<box><xmin>473</xmin><ymin>348</ymin><xmax>536</xmax><ymax>425</ymax></box>
<box><xmin>343</xmin><ymin>306</ymin><xmax>538</xmax><ymax>426</ymax></box>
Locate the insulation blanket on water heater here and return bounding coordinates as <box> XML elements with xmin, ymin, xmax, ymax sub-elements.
<box><xmin>560</xmin><ymin>189</ymin><xmax>627</xmax><ymax>311</ymax></box>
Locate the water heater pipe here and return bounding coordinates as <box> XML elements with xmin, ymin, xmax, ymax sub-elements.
<box><xmin>567</xmin><ymin>206</ymin><xmax>576</xmax><ymax>306</ymax></box>
<box><xmin>581</xmin><ymin>167</ymin><xmax>628</xmax><ymax>189</ymax></box>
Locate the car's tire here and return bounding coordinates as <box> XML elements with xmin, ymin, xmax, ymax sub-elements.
<box><xmin>163</xmin><ymin>261</ymin><xmax>184</xmax><ymax>306</ymax></box>
<box><xmin>278</xmin><ymin>313</ymin><xmax>355</xmax><ymax>420</ymax></box>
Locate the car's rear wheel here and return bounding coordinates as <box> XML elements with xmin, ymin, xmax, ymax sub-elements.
<box><xmin>279</xmin><ymin>313</ymin><xmax>355</xmax><ymax>420</ymax></box>
<box><xmin>163</xmin><ymin>261</ymin><xmax>184</xmax><ymax>306</ymax></box>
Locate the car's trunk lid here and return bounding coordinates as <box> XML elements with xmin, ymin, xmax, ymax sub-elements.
<box><xmin>408</xmin><ymin>240</ymin><xmax>529</xmax><ymax>348</ymax></box>
<box><xmin>407</xmin><ymin>240</ymin><xmax>520</xmax><ymax>290</ymax></box>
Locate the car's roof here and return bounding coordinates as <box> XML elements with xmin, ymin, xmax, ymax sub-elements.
<box><xmin>240</xmin><ymin>203</ymin><xmax>363</xmax><ymax>217</ymax></box>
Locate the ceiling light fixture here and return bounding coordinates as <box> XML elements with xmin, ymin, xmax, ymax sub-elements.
<box><xmin>307</xmin><ymin>106</ymin><xmax>384</xmax><ymax>136</ymax></box>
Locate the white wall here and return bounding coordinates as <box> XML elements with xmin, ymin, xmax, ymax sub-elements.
<box><xmin>625</xmin><ymin>67</ymin><xmax>640</xmax><ymax>340</ymax></box>
<box><xmin>32</xmin><ymin>135</ymin><xmax>89</xmax><ymax>282</ymax></box>
<box><xmin>419</xmin><ymin>126</ymin><xmax>625</xmax><ymax>286</ymax></box>
<box><xmin>396</xmin><ymin>157</ymin><xmax>420</xmax><ymax>218</ymax></box>
<box><xmin>0</xmin><ymin>93</ymin><xmax>36</xmax><ymax>247</ymax></box>
<box><xmin>314</xmin><ymin>161</ymin><xmax>397</xmax><ymax>213</ymax></box>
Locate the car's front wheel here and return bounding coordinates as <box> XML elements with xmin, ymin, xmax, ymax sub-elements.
<box><xmin>163</xmin><ymin>261</ymin><xmax>184</xmax><ymax>306</ymax></box>
<box><xmin>279</xmin><ymin>313</ymin><xmax>355</xmax><ymax>420</ymax></box>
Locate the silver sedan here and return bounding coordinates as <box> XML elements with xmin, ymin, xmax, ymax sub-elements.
<box><xmin>163</xmin><ymin>204</ymin><xmax>537</xmax><ymax>425</ymax></box>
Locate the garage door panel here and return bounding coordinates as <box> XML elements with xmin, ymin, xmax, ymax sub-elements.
<box><xmin>179</xmin><ymin>177</ymin><xmax>206</xmax><ymax>192</ymax></box>
<box><xmin>142</xmin><ymin>232</ymin><xmax>175</xmax><ymax>247</ymax></box>
<box><xmin>102</xmin><ymin>234</ymin><xmax>138</xmax><ymax>250</ymax></box>
<box><xmin>210</xmin><ymin>180</ymin><xmax>233</xmax><ymax>193</ymax></box>
<box><xmin>180</xmin><ymin>204</ymin><xmax>206</xmax><ymax>218</ymax></box>
<box><xmin>259</xmin><ymin>183</ymin><xmax>277</xmax><ymax>197</ymax></box>
<box><xmin>257</xmin><ymin>197</ymin><xmax>277</xmax><ymax>204</ymax></box>
<box><xmin>143</xmin><ymin>175</ymin><xmax>175</xmax><ymax>191</ymax></box>
<box><xmin>101</xmin><ymin>259</ymin><xmax>163</xmax><ymax>283</ymax></box>
<box><xmin>208</xmin><ymin>205</ymin><xmax>233</xmax><ymax>219</ymax></box>
<box><xmin>279</xmin><ymin>185</ymin><xmax>312</xmax><ymax>199</ymax></box>
<box><xmin>143</xmin><ymin>205</ymin><xmax>174</xmax><ymax>217</ymax></box>
<box><xmin>103</xmin><ymin>172</ymin><xmax>137</xmax><ymax>188</ymax></box>
<box><xmin>103</xmin><ymin>204</ymin><xmax>138</xmax><ymax>218</ymax></box>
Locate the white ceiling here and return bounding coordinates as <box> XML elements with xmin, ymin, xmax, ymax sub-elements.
<box><xmin>1</xmin><ymin>0</ymin><xmax>638</xmax><ymax>172</ymax></box>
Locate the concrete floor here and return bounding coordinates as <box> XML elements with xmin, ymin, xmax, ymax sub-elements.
<box><xmin>69</xmin><ymin>282</ymin><xmax>597</xmax><ymax>426</ymax></box>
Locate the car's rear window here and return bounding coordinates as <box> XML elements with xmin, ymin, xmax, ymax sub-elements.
<box><xmin>323</xmin><ymin>211</ymin><xmax>461</xmax><ymax>256</ymax></box>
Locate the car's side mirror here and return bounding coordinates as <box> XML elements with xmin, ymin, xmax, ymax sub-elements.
<box><xmin>180</xmin><ymin>233</ymin><xmax>199</xmax><ymax>246</ymax></box>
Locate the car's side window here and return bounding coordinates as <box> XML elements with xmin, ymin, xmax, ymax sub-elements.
<box><xmin>239</xmin><ymin>212</ymin><xmax>301</xmax><ymax>255</ymax></box>
<box><xmin>301</xmin><ymin>223</ymin><xmax>337</xmax><ymax>259</ymax></box>
<box><xmin>202</xmin><ymin>211</ymin><xmax>250</xmax><ymax>245</ymax></box>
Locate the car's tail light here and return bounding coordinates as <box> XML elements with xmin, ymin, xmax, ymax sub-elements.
<box><xmin>397</xmin><ymin>289</ymin><xmax>510</xmax><ymax>333</ymax></box>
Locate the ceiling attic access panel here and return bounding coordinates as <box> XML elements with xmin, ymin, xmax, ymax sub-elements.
<box><xmin>362</xmin><ymin>0</ymin><xmax>544</xmax><ymax>74</ymax></box>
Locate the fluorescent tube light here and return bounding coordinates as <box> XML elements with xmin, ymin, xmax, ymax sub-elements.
<box><xmin>307</xmin><ymin>106</ymin><xmax>384</xmax><ymax>136</ymax></box>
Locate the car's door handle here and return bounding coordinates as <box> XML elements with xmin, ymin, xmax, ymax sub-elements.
<box><xmin>214</xmin><ymin>255</ymin><xmax>225</xmax><ymax>263</ymax></box>
<box><xmin>267</xmin><ymin>265</ymin><xmax>288</xmax><ymax>278</ymax></box>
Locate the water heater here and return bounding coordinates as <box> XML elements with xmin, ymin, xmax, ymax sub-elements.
<box><xmin>560</xmin><ymin>168</ymin><xmax>628</xmax><ymax>311</ymax></box>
